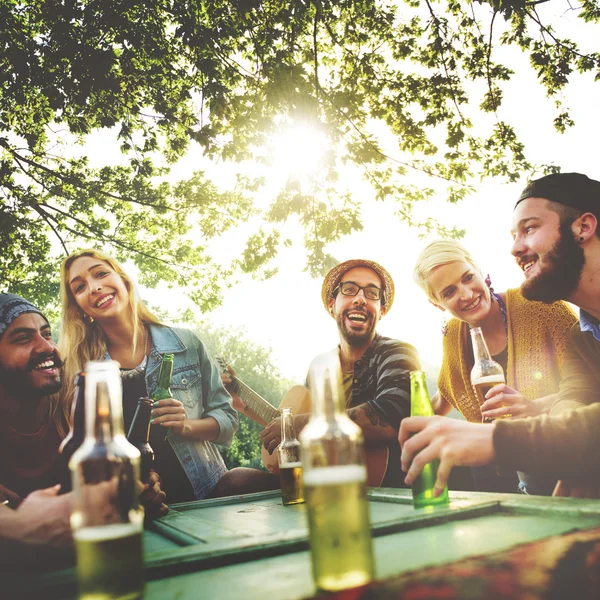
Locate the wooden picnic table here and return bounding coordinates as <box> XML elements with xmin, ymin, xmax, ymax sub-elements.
<box><xmin>9</xmin><ymin>488</ymin><xmax>600</xmax><ymax>599</ymax></box>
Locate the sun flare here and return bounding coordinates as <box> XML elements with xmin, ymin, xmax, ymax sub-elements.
<box><xmin>269</xmin><ymin>124</ymin><xmax>329</xmax><ymax>183</ymax></box>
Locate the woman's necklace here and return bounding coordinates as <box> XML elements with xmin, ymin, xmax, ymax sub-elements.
<box><xmin>120</xmin><ymin>325</ymin><xmax>148</xmax><ymax>379</ymax></box>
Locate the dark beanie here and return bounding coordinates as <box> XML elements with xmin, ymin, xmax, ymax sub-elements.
<box><xmin>0</xmin><ymin>293</ymin><xmax>46</xmax><ymax>338</ymax></box>
<box><xmin>515</xmin><ymin>172</ymin><xmax>600</xmax><ymax>217</ymax></box>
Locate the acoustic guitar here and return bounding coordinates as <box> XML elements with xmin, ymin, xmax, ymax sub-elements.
<box><xmin>216</xmin><ymin>358</ymin><xmax>389</xmax><ymax>486</ymax></box>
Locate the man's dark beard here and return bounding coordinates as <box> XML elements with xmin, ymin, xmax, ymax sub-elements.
<box><xmin>0</xmin><ymin>352</ymin><xmax>63</xmax><ymax>399</ymax></box>
<box><xmin>521</xmin><ymin>223</ymin><xmax>585</xmax><ymax>303</ymax></box>
<box><xmin>336</xmin><ymin>310</ymin><xmax>377</xmax><ymax>347</ymax></box>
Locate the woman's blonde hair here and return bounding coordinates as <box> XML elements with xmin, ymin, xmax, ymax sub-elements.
<box><xmin>413</xmin><ymin>239</ymin><xmax>481</xmax><ymax>301</ymax></box>
<box><xmin>59</xmin><ymin>249</ymin><xmax>162</xmax><ymax>413</ymax></box>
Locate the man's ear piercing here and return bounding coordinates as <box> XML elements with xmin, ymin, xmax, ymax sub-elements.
<box><xmin>580</xmin><ymin>236</ymin><xmax>584</xmax><ymax>242</ymax></box>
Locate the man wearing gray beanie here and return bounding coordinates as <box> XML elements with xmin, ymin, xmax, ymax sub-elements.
<box><xmin>0</xmin><ymin>293</ymin><xmax>65</xmax><ymax>500</ymax></box>
<box><xmin>0</xmin><ymin>293</ymin><xmax>73</xmax><ymax>565</ymax></box>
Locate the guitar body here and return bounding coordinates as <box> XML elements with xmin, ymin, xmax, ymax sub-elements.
<box><xmin>217</xmin><ymin>358</ymin><xmax>389</xmax><ymax>488</ymax></box>
<box><xmin>261</xmin><ymin>386</ymin><xmax>389</xmax><ymax>488</ymax></box>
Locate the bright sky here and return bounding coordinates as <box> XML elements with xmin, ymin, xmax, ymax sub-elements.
<box><xmin>86</xmin><ymin>3</ymin><xmax>599</xmax><ymax>383</ymax></box>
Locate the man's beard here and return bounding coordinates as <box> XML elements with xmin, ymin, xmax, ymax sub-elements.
<box><xmin>0</xmin><ymin>352</ymin><xmax>63</xmax><ymax>399</ymax></box>
<box><xmin>521</xmin><ymin>223</ymin><xmax>585</xmax><ymax>304</ymax></box>
<box><xmin>336</xmin><ymin>310</ymin><xmax>377</xmax><ymax>346</ymax></box>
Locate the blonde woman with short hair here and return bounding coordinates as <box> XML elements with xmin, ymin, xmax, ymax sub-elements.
<box><xmin>413</xmin><ymin>239</ymin><xmax>576</xmax><ymax>494</ymax></box>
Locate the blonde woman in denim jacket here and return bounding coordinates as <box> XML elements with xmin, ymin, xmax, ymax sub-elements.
<box><xmin>59</xmin><ymin>249</ymin><xmax>277</xmax><ymax>501</ymax></box>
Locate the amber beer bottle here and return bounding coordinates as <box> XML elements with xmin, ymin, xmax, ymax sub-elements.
<box><xmin>58</xmin><ymin>372</ymin><xmax>86</xmax><ymax>494</ymax></box>
<box><xmin>410</xmin><ymin>371</ymin><xmax>450</xmax><ymax>508</ymax></box>
<box><xmin>277</xmin><ymin>407</ymin><xmax>304</xmax><ymax>506</ymax></box>
<box><xmin>470</xmin><ymin>327</ymin><xmax>506</xmax><ymax>423</ymax></box>
<box><xmin>127</xmin><ymin>398</ymin><xmax>154</xmax><ymax>483</ymax></box>
<box><xmin>70</xmin><ymin>361</ymin><xmax>144</xmax><ymax>600</ymax></box>
<box><xmin>152</xmin><ymin>353</ymin><xmax>174</xmax><ymax>401</ymax></box>
<box><xmin>300</xmin><ymin>353</ymin><xmax>374</xmax><ymax>593</ymax></box>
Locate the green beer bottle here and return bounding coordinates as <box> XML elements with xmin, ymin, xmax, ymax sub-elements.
<box><xmin>152</xmin><ymin>353</ymin><xmax>174</xmax><ymax>401</ymax></box>
<box><xmin>409</xmin><ymin>370</ymin><xmax>449</xmax><ymax>509</ymax></box>
<box><xmin>300</xmin><ymin>353</ymin><xmax>374</xmax><ymax>593</ymax></box>
<box><xmin>410</xmin><ymin>371</ymin><xmax>449</xmax><ymax>508</ymax></box>
<box><xmin>70</xmin><ymin>360</ymin><xmax>144</xmax><ymax>600</ymax></box>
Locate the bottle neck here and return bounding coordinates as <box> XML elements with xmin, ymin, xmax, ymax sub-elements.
<box><xmin>410</xmin><ymin>371</ymin><xmax>434</xmax><ymax>417</ymax></box>
<box><xmin>127</xmin><ymin>399</ymin><xmax>153</xmax><ymax>444</ymax></box>
<box><xmin>280</xmin><ymin>408</ymin><xmax>297</xmax><ymax>442</ymax></box>
<box><xmin>156</xmin><ymin>357</ymin><xmax>173</xmax><ymax>391</ymax></box>
<box><xmin>311</xmin><ymin>366</ymin><xmax>343</xmax><ymax>420</ymax></box>
<box><xmin>470</xmin><ymin>327</ymin><xmax>492</xmax><ymax>363</ymax></box>
<box><xmin>86</xmin><ymin>375</ymin><xmax>125</xmax><ymax>442</ymax></box>
<box><xmin>70</xmin><ymin>379</ymin><xmax>86</xmax><ymax>442</ymax></box>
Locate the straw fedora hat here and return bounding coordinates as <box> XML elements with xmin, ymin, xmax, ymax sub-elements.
<box><xmin>321</xmin><ymin>259</ymin><xmax>395</xmax><ymax>314</ymax></box>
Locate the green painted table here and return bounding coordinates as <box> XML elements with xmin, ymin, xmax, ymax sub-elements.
<box><xmin>9</xmin><ymin>489</ymin><xmax>600</xmax><ymax>599</ymax></box>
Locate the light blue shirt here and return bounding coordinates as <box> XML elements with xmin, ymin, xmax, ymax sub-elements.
<box><xmin>579</xmin><ymin>309</ymin><xmax>600</xmax><ymax>343</ymax></box>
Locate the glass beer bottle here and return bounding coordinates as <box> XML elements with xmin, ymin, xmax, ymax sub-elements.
<box><xmin>58</xmin><ymin>372</ymin><xmax>86</xmax><ymax>494</ymax></box>
<box><xmin>277</xmin><ymin>407</ymin><xmax>304</xmax><ymax>505</ymax></box>
<box><xmin>127</xmin><ymin>398</ymin><xmax>155</xmax><ymax>484</ymax></box>
<box><xmin>300</xmin><ymin>353</ymin><xmax>374</xmax><ymax>593</ymax></box>
<box><xmin>410</xmin><ymin>371</ymin><xmax>450</xmax><ymax>508</ymax></box>
<box><xmin>70</xmin><ymin>361</ymin><xmax>144</xmax><ymax>600</ymax></box>
<box><xmin>470</xmin><ymin>327</ymin><xmax>506</xmax><ymax>423</ymax></box>
<box><xmin>152</xmin><ymin>353</ymin><xmax>174</xmax><ymax>401</ymax></box>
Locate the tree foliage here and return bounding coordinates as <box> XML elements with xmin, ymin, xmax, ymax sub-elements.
<box><xmin>1</xmin><ymin>0</ymin><xmax>599</xmax><ymax>309</ymax></box>
<box><xmin>195</xmin><ymin>322</ymin><xmax>297</xmax><ymax>469</ymax></box>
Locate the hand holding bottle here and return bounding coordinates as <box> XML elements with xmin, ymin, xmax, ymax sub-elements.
<box><xmin>480</xmin><ymin>384</ymin><xmax>541</xmax><ymax>420</ymax></box>
<box><xmin>400</xmin><ymin>416</ymin><xmax>496</xmax><ymax>494</ymax></box>
<box><xmin>139</xmin><ymin>470</ymin><xmax>168</xmax><ymax>519</ymax></box>
<box><xmin>151</xmin><ymin>398</ymin><xmax>186</xmax><ymax>432</ymax></box>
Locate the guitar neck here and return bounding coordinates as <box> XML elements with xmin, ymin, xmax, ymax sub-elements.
<box><xmin>231</xmin><ymin>378</ymin><xmax>279</xmax><ymax>424</ymax></box>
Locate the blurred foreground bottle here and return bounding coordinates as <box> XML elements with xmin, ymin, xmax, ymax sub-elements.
<box><xmin>300</xmin><ymin>354</ymin><xmax>374</xmax><ymax>593</ymax></box>
<box><xmin>410</xmin><ymin>370</ymin><xmax>449</xmax><ymax>509</ymax></box>
<box><xmin>70</xmin><ymin>361</ymin><xmax>144</xmax><ymax>600</ymax></box>
<box><xmin>152</xmin><ymin>353</ymin><xmax>174</xmax><ymax>401</ymax></box>
<box><xmin>277</xmin><ymin>407</ymin><xmax>304</xmax><ymax>505</ymax></box>
<box><xmin>470</xmin><ymin>327</ymin><xmax>506</xmax><ymax>423</ymax></box>
<box><xmin>127</xmin><ymin>398</ymin><xmax>155</xmax><ymax>483</ymax></box>
<box><xmin>58</xmin><ymin>372</ymin><xmax>86</xmax><ymax>494</ymax></box>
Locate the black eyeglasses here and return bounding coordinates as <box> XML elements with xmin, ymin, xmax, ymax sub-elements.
<box><xmin>336</xmin><ymin>282</ymin><xmax>382</xmax><ymax>301</ymax></box>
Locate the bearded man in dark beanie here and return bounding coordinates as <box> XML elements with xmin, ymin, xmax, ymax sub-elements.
<box><xmin>512</xmin><ymin>174</ymin><xmax>600</xmax><ymax>426</ymax></box>
<box><xmin>0</xmin><ymin>293</ymin><xmax>169</xmax><ymax>570</ymax></box>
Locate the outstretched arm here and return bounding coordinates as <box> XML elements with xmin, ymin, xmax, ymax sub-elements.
<box><xmin>399</xmin><ymin>416</ymin><xmax>496</xmax><ymax>496</ymax></box>
<box><xmin>0</xmin><ymin>485</ymin><xmax>73</xmax><ymax>548</ymax></box>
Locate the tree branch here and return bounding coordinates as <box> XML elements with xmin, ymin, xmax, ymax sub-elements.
<box><xmin>3</xmin><ymin>140</ymin><xmax>178</xmax><ymax>211</ymax></box>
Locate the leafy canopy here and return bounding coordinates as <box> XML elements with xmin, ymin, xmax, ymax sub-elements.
<box><xmin>1</xmin><ymin>0</ymin><xmax>599</xmax><ymax>310</ymax></box>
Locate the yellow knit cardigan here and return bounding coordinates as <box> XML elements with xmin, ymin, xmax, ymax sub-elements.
<box><xmin>438</xmin><ymin>288</ymin><xmax>577</xmax><ymax>423</ymax></box>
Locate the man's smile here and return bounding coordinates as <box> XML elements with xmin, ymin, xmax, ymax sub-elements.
<box><xmin>347</xmin><ymin>311</ymin><xmax>367</xmax><ymax>323</ymax></box>
<box><xmin>519</xmin><ymin>256</ymin><xmax>539</xmax><ymax>277</ymax></box>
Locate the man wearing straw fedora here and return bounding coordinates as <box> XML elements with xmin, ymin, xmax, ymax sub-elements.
<box><xmin>261</xmin><ymin>259</ymin><xmax>421</xmax><ymax>487</ymax></box>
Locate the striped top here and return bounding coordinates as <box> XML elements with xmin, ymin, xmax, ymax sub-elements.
<box><xmin>349</xmin><ymin>334</ymin><xmax>421</xmax><ymax>429</ymax></box>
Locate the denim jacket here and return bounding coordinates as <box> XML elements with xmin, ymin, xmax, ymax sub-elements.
<box><xmin>110</xmin><ymin>324</ymin><xmax>238</xmax><ymax>499</ymax></box>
